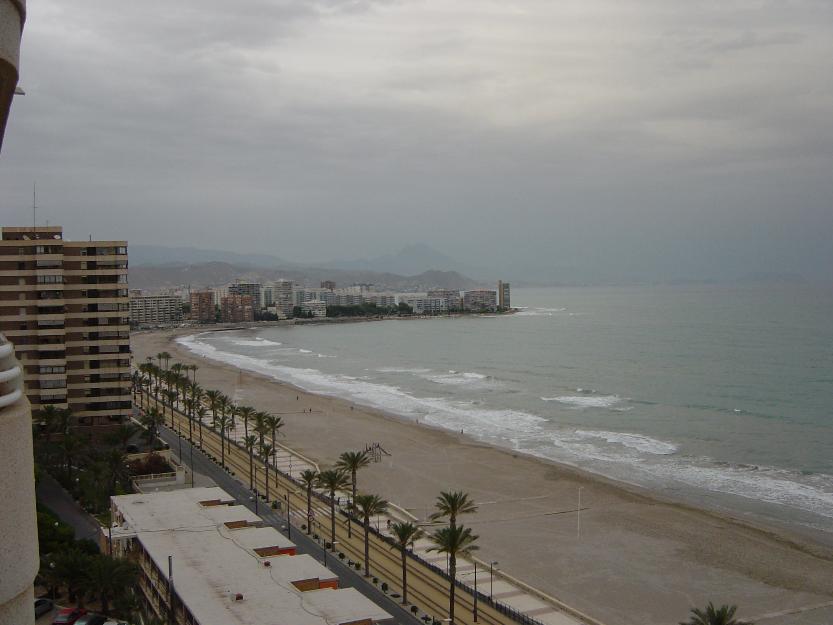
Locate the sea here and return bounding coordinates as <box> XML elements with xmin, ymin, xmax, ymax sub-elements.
<box><xmin>177</xmin><ymin>285</ymin><xmax>833</xmax><ymax>542</ymax></box>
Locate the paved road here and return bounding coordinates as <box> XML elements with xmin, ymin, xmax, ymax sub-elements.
<box><xmin>37</xmin><ymin>474</ymin><xmax>102</xmax><ymax>545</ymax></box>
<box><xmin>158</xmin><ymin>424</ymin><xmax>424</xmax><ymax>625</ymax></box>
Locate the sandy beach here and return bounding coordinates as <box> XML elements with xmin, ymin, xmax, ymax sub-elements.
<box><xmin>133</xmin><ymin>327</ymin><xmax>833</xmax><ymax>625</ymax></box>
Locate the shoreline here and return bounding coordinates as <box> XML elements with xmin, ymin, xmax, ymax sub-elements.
<box><xmin>132</xmin><ymin>327</ymin><xmax>833</xmax><ymax>625</ymax></box>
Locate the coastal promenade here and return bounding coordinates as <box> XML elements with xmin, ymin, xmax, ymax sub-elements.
<box><xmin>135</xmin><ymin>386</ymin><xmax>595</xmax><ymax>625</ymax></box>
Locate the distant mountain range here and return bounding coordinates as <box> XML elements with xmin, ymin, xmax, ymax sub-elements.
<box><xmin>129</xmin><ymin>245</ymin><xmax>295</xmax><ymax>269</ymax></box>
<box><xmin>129</xmin><ymin>261</ymin><xmax>483</xmax><ymax>292</ymax></box>
<box><xmin>323</xmin><ymin>243</ymin><xmax>487</xmax><ymax>278</ymax></box>
<box><xmin>128</xmin><ymin>243</ymin><xmax>497</xmax><ymax>291</ymax></box>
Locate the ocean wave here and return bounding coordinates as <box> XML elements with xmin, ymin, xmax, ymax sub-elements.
<box><xmin>177</xmin><ymin>333</ymin><xmax>833</xmax><ymax>525</ymax></box>
<box><xmin>231</xmin><ymin>338</ymin><xmax>282</xmax><ymax>347</ymax></box>
<box><xmin>376</xmin><ymin>367</ymin><xmax>433</xmax><ymax>374</ymax></box>
<box><xmin>424</xmin><ymin>370</ymin><xmax>497</xmax><ymax>387</ymax></box>
<box><xmin>574</xmin><ymin>430</ymin><xmax>678</xmax><ymax>455</ymax></box>
<box><xmin>541</xmin><ymin>395</ymin><xmax>623</xmax><ymax>408</ymax></box>
<box><xmin>298</xmin><ymin>349</ymin><xmax>313</xmax><ymax>353</ymax></box>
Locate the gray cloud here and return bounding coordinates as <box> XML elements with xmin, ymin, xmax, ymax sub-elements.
<box><xmin>1</xmin><ymin>0</ymin><xmax>831</xmax><ymax>283</ymax></box>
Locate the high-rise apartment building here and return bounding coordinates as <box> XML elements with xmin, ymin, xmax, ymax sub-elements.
<box><xmin>220</xmin><ymin>294</ymin><xmax>254</xmax><ymax>323</ymax></box>
<box><xmin>0</xmin><ymin>226</ymin><xmax>132</xmax><ymax>428</ymax></box>
<box><xmin>129</xmin><ymin>293</ymin><xmax>183</xmax><ymax>327</ymax></box>
<box><xmin>428</xmin><ymin>289</ymin><xmax>461</xmax><ymax>310</ymax></box>
<box><xmin>228</xmin><ymin>281</ymin><xmax>262</xmax><ymax>315</ymax></box>
<box><xmin>320</xmin><ymin>280</ymin><xmax>336</xmax><ymax>291</ymax></box>
<box><xmin>189</xmin><ymin>290</ymin><xmax>215</xmax><ymax>323</ymax></box>
<box><xmin>463</xmin><ymin>289</ymin><xmax>497</xmax><ymax>312</ymax></box>
<box><xmin>274</xmin><ymin>279</ymin><xmax>294</xmax><ymax>318</ymax></box>
<box><xmin>498</xmin><ymin>280</ymin><xmax>511</xmax><ymax>310</ymax></box>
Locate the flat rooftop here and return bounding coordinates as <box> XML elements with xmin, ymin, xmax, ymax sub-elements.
<box><xmin>112</xmin><ymin>487</ymin><xmax>391</xmax><ymax>625</ymax></box>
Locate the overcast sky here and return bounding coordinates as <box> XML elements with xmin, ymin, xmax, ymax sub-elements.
<box><xmin>1</xmin><ymin>0</ymin><xmax>832</xmax><ymax>282</ymax></box>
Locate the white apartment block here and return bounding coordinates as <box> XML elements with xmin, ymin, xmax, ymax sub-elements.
<box><xmin>463</xmin><ymin>289</ymin><xmax>498</xmax><ymax>312</ymax></box>
<box><xmin>400</xmin><ymin>296</ymin><xmax>449</xmax><ymax>315</ymax></box>
<box><xmin>300</xmin><ymin>301</ymin><xmax>327</xmax><ymax>318</ymax></box>
<box><xmin>129</xmin><ymin>293</ymin><xmax>183</xmax><ymax>327</ymax></box>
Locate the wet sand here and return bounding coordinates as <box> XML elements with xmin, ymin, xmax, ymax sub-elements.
<box><xmin>133</xmin><ymin>327</ymin><xmax>833</xmax><ymax>625</ymax></box>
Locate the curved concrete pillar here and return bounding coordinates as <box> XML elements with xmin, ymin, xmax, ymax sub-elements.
<box><xmin>0</xmin><ymin>333</ymin><xmax>37</xmax><ymax>625</ymax></box>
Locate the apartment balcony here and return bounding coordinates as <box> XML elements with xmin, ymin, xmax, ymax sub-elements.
<box><xmin>69</xmin><ymin>380</ymin><xmax>131</xmax><ymax>390</ymax></box>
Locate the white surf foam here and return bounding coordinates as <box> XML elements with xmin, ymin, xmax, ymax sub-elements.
<box><xmin>298</xmin><ymin>349</ymin><xmax>313</xmax><ymax>353</ymax></box>
<box><xmin>541</xmin><ymin>395</ymin><xmax>622</xmax><ymax>408</ymax></box>
<box><xmin>231</xmin><ymin>338</ymin><xmax>282</xmax><ymax>347</ymax></box>
<box><xmin>425</xmin><ymin>370</ymin><xmax>494</xmax><ymax>386</ymax></box>
<box><xmin>376</xmin><ymin>367</ymin><xmax>433</xmax><ymax>374</ymax></box>
<box><xmin>574</xmin><ymin>430</ymin><xmax>678</xmax><ymax>455</ymax></box>
<box><xmin>177</xmin><ymin>333</ymin><xmax>833</xmax><ymax>525</ymax></box>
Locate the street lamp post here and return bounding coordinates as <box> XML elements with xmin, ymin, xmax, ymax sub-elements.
<box><xmin>490</xmin><ymin>561</ymin><xmax>498</xmax><ymax>599</ymax></box>
<box><xmin>324</xmin><ymin>540</ymin><xmax>339</xmax><ymax>567</ymax></box>
<box><xmin>473</xmin><ymin>561</ymin><xmax>478</xmax><ymax>621</ymax></box>
<box><xmin>284</xmin><ymin>493</ymin><xmax>291</xmax><ymax>540</ymax></box>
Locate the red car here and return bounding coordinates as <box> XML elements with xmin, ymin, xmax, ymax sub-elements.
<box><xmin>52</xmin><ymin>607</ymin><xmax>87</xmax><ymax>625</ymax></box>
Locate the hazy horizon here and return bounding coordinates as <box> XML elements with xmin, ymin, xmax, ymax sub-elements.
<box><xmin>1</xmin><ymin>1</ymin><xmax>832</xmax><ymax>284</ymax></box>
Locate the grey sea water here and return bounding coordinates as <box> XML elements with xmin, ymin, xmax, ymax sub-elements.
<box><xmin>179</xmin><ymin>285</ymin><xmax>833</xmax><ymax>540</ymax></box>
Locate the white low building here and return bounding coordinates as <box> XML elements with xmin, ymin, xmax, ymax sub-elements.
<box><xmin>400</xmin><ymin>296</ymin><xmax>449</xmax><ymax>315</ymax></box>
<box><xmin>108</xmin><ymin>487</ymin><xmax>392</xmax><ymax>625</ymax></box>
<box><xmin>300</xmin><ymin>301</ymin><xmax>327</xmax><ymax>318</ymax></box>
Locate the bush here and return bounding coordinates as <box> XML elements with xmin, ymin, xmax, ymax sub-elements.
<box><xmin>381</xmin><ymin>582</ymin><xmax>388</xmax><ymax>592</ymax></box>
<box><xmin>338</xmin><ymin>552</ymin><xmax>345</xmax><ymax>560</ymax></box>
<box><xmin>271</xmin><ymin>500</ymin><xmax>278</xmax><ymax>509</ymax></box>
<box><xmin>372</xmin><ymin>577</ymin><xmax>379</xmax><ymax>584</ymax></box>
<box><xmin>127</xmin><ymin>453</ymin><xmax>173</xmax><ymax>476</ymax></box>
<box><xmin>354</xmin><ymin>562</ymin><xmax>361</xmax><ymax>570</ymax></box>
<box><xmin>411</xmin><ymin>605</ymin><xmax>419</xmax><ymax>614</ymax></box>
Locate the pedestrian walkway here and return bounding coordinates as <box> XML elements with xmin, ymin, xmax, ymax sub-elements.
<box><xmin>138</xmin><ymin>388</ymin><xmax>597</xmax><ymax>625</ymax></box>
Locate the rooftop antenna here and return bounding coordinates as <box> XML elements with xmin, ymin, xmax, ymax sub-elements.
<box><xmin>32</xmin><ymin>181</ymin><xmax>36</xmax><ymax>229</ymax></box>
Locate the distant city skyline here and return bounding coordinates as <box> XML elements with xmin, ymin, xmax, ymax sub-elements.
<box><xmin>1</xmin><ymin>1</ymin><xmax>832</xmax><ymax>284</ymax></box>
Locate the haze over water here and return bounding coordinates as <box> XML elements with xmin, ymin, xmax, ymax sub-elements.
<box><xmin>180</xmin><ymin>285</ymin><xmax>833</xmax><ymax>540</ymax></box>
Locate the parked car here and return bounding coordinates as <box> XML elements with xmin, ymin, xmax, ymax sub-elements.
<box><xmin>34</xmin><ymin>597</ymin><xmax>53</xmax><ymax>618</ymax></box>
<box><xmin>74</xmin><ymin>615</ymin><xmax>107</xmax><ymax>625</ymax></box>
<box><xmin>102</xmin><ymin>621</ymin><xmax>129</xmax><ymax>625</ymax></box>
<box><xmin>52</xmin><ymin>608</ymin><xmax>87</xmax><ymax>625</ymax></box>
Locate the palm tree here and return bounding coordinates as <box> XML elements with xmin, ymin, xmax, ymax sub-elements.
<box><xmin>299</xmin><ymin>469</ymin><xmax>319</xmax><ymax>534</ymax></box>
<box><xmin>140</xmin><ymin>408</ymin><xmax>164</xmax><ymax>449</ymax></box>
<box><xmin>431</xmin><ymin>490</ymin><xmax>478</xmax><ymax>530</ymax></box>
<box><xmin>195</xmin><ymin>405</ymin><xmax>207</xmax><ymax>448</ymax></box>
<box><xmin>243</xmin><ymin>435</ymin><xmax>258</xmax><ymax>489</ymax></box>
<box><xmin>106</xmin><ymin>423</ymin><xmax>138</xmax><ymax>451</ymax></box>
<box><xmin>681</xmin><ymin>603</ymin><xmax>752</xmax><ymax>625</ymax></box>
<box><xmin>52</xmin><ymin>548</ymin><xmax>91</xmax><ymax>606</ymax></box>
<box><xmin>428</xmin><ymin>524</ymin><xmax>479</xmax><ymax>624</ymax></box>
<box><xmin>260</xmin><ymin>443</ymin><xmax>274</xmax><ymax>501</ymax></box>
<box><xmin>216</xmin><ymin>414</ymin><xmax>230</xmax><ymax>468</ymax></box>
<box><xmin>254</xmin><ymin>411</ymin><xmax>268</xmax><ymax>449</ymax></box>
<box><xmin>336</xmin><ymin>450</ymin><xmax>370</xmax><ymax>538</ymax></box>
<box><xmin>61</xmin><ymin>434</ymin><xmax>82</xmax><ymax>484</ymax></box>
<box><xmin>238</xmin><ymin>405</ymin><xmax>256</xmax><ymax>439</ymax></box>
<box><xmin>316</xmin><ymin>469</ymin><xmax>350</xmax><ymax>547</ymax></box>
<box><xmin>353</xmin><ymin>493</ymin><xmax>388</xmax><ymax>577</ymax></box>
<box><xmin>264</xmin><ymin>414</ymin><xmax>283</xmax><ymax>470</ymax></box>
<box><xmin>163</xmin><ymin>388</ymin><xmax>178</xmax><ymax>427</ymax></box>
<box><xmin>158</xmin><ymin>351</ymin><xmax>171</xmax><ymax>371</ymax></box>
<box><xmin>105</xmin><ymin>448</ymin><xmax>129</xmax><ymax>496</ymax></box>
<box><xmin>205</xmin><ymin>389</ymin><xmax>222</xmax><ymax>428</ymax></box>
<box><xmin>83</xmin><ymin>555</ymin><xmax>138</xmax><ymax>614</ymax></box>
<box><xmin>390</xmin><ymin>521</ymin><xmax>423</xmax><ymax>604</ymax></box>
